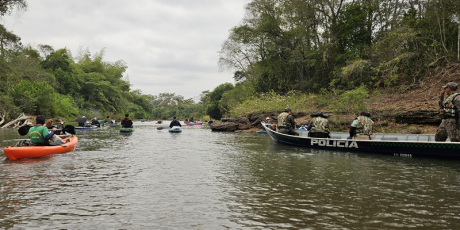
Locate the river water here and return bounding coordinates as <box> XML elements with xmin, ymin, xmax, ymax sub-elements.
<box><xmin>1</xmin><ymin>121</ymin><xmax>460</xmax><ymax>229</ymax></box>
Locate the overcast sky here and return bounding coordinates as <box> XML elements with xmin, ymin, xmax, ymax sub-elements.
<box><xmin>3</xmin><ymin>0</ymin><xmax>248</xmax><ymax>99</ymax></box>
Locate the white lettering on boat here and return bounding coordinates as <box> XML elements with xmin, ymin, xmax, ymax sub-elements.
<box><xmin>311</xmin><ymin>139</ymin><xmax>358</xmax><ymax>148</ymax></box>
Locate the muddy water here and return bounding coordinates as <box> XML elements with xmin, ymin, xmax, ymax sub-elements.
<box><xmin>1</xmin><ymin>122</ymin><xmax>460</xmax><ymax>229</ymax></box>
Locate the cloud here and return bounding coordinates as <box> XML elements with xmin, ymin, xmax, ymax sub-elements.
<box><xmin>3</xmin><ymin>0</ymin><xmax>248</xmax><ymax>98</ymax></box>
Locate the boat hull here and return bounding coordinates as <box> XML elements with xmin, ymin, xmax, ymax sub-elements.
<box><xmin>3</xmin><ymin>136</ymin><xmax>79</xmax><ymax>160</ymax></box>
<box><xmin>120</xmin><ymin>128</ymin><xmax>134</xmax><ymax>133</ymax></box>
<box><xmin>263</xmin><ymin>124</ymin><xmax>460</xmax><ymax>157</ymax></box>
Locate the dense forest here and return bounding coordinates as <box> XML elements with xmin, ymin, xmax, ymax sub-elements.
<box><xmin>219</xmin><ymin>0</ymin><xmax>460</xmax><ymax>92</ymax></box>
<box><xmin>0</xmin><ymin>0</ymin><xmax>215</xmax><ymax>124</ymax></box>
<box><xmin>2</xmin><ymin>0</ymin><xmax>460</xmax><ymax>124</ymax></box>
<box><xmin>199</xmin><ymin>0</ymin><xmax>460</xmax><ymax>119</ymax></box>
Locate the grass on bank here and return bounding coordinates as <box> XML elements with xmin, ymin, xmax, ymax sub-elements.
<box><xmin>227</xmin><ymin>85</ymin><xmax>370</xmax><ymax>117</ymax></box>
<box><xmin>225</xmin><ymin>85</ymin><xmax>439</xmax><ymax>134</ymax></box>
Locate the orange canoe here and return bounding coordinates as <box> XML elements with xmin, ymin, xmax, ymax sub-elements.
<box><xmin>3</xmin><ymin>136</ymin><xmax>78</xmax><ymax>160</ymax></box>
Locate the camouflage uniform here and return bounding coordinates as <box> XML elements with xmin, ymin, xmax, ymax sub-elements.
<box><xmin>307</xmin><ymin>113</ymin><xmax>330</xmax><ymax>138</ymax></box>
<box><xmin>352</xmin><ymin>116</ymin><xmax>375</xmax><ymax>140</ymax></box>
<box><xmin>309</xmin><ymin>117</ymin><xmax>330</xmax><ymax>133</ymax></box>
<box><xmin>435</xmin><ymin>92</ymin><xmax>460</xmax><ymax>142</ymax></box>
<box><xmin>278</xmin><ymin>112</ymin><xmax>298</xmax><ymax>136</ymax></box>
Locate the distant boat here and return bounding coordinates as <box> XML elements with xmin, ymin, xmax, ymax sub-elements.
<box><xmin>185</xmin><ymin>122</ymin><xmax>202</xmax><ymax>125</ymax></box>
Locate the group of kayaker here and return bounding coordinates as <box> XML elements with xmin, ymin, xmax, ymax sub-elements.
<box><xmin>24</xmin><ymin>81</ymin><xmax>460</xmax><ymax>146</ymax></box>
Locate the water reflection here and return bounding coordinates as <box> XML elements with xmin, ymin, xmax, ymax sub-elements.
<box><xmin>0</xmin><ymin>124</ymin><xmax>459</xmax><ymax>229</ymax></box>
<box><xmin>221</xmin><ymin>134</ymin><xmax>460</xmax><ymax>229</ymax></box>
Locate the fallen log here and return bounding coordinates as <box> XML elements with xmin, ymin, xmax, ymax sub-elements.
<box><xmin>0</xmin><ymin>114</ymin><xmax>5</xmax><ymax>126</ymax></box>
<box><xmin>1</xmin><ymin>116</ymin><xmax>31</xmax><ymax>128</ymax></box>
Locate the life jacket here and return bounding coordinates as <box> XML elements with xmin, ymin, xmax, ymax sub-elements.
<box><xmin>121</xmin><ymin>117</ymin><xmax>133</xmax><ymax>128</ymax></box>
<box><xmin>356</xmin><ymin>116</ymin><xmax>374</xmax><ymax>135</ymax></box>
<box><xmin>310</xmin><ymin>117</ymin><xmax>329</xmax><ymax>133</ymax></box>
<box><xmin>278</xmin><ymin>112</ymin><xmax>289</xmax><ymax>127</ymax></box>
<box><xmin>442</xmin><ymin>93</ymin><xmax>460</xmax><ymax>118</ymax></box>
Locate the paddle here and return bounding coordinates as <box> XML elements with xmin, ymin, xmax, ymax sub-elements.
<box><xmin>157</xmin><ymin>127</ymin><xmax>164</xmax><ymax>130</ymax></box>
<box><xmin>74</xmin><ymin>118</ymin><xmax>88</xmax><ymax>124</ymax></box>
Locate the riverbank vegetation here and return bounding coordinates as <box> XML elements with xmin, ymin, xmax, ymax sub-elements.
<box><xmin>206</xmin><ymin>0</ymin><xmax>460</xmax><ymax>124</ymax></box>
<box><xmin>2</xmin><ymin>0</ymin><xmax>460</xmax><ymax>127</ymax></box>
<box><xmin>0</xmin><ymin>0</ymin><xmax>209</xmax><ymax>124</ymax></box>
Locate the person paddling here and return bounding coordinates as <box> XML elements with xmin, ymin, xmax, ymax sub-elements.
<box><xmin>170</xmin><ymin>117</ymin><xmax>181</xmax><ymax>128</ymax></box>
<box><xmin>28</xmin><ymin>115</ymin><xmax>55</xmax><ymax>146</ymax></box>
<box><xmin>121</xmin><ymin>114</ymin><xmax>133</xmax><ymax>128</ymax></box>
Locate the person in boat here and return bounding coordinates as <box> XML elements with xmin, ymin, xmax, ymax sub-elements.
<box><xmin>170</xmin><ymin>116</ymin><xmax>181</xmax><ymax>128</ymax></box>
<box><xmin>185</xmin><ymin>119</ymin><xmax>189</xmax><ymax>123</ymax></box>
<box><xmin>349</xmin><ymin>111</ymin><xmax>375</xmax><ymax>140</ymax></box>
<box><xmin>190</xmin><ymin>117</ymin><xmax>194</xmax><ymax>122</ymax></box>
<box><xmin>121</xmin><ymin>113</ymin><xmax>133</xmax><ymax>128</ymax></box>
<box><xmin>91</xmin><ymin>117</ymin><xmax>101</xmax><ymax>127</ymax></box>
<box><xmin>307</xmin><ymin>112</ymin><xmax>331</xmax><ymax>138</ymax></box>
<box><xmin>266</xmin><ymin>116</ymin><xmax>276</xmax><ymax>131</ymax></box>
<box><xmin>44</xmin><ymin>119</ymin><xmax>65</xmax><ymax>145</ymax></box>
<box><xmin>265</xmin><ymin>117</ymin><xmax>271</xmax><ymax>124</ymax></box>
<box><xmin>277</xmin><ymin>108</ymin><xmax>299</xmax><ymax>136</ymax></box>
<box><xmin>436</xmin><ymin>82</ymin><xmax>460</xmax><ymax>142</ymax></box>
<box><xmin>28</xmin><ymin>115</ymin><xmax>56</xmax><ymax>146</ymax></box>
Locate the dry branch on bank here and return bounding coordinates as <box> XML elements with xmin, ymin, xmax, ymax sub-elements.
<box><xmin>1</xmin><ymin>116</ymin><xmax>31</xmax><ymax>129</ymax></box>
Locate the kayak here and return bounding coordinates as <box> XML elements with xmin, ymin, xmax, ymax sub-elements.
<box><xmin>169</xmin><ymin>127</ymin><xmax>182</xmax><ymax>132</ymax></box>
<box><xmin>184</xmin><ymin>122</ymin><xmax>202</xmax><ymax>125</ymax></box>
<box><xmin>75</xmin><ymin>126</ymin><xmax>98</xmax><ymax>130</ymax></box>
<box><xmin>3</xmin><ymin>136</ymin><xmax>79</xmax><ymax>160</ymax></box>
<box><xmin>120</xmin><ymin>128</ymin><xmax>135</xmax><ymax>133</ymax></box>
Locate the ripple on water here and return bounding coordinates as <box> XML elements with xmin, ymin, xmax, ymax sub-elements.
<box><xmin>1</xmin><ymin>123</ymin><xmax>460</xmax><ymax>229</ymax></box>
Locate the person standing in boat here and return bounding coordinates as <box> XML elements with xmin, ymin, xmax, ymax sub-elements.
<box><xmin>169</xmin><ymin>116</ymin><xmax>181</xmax><ymax>128</ymax></box>
<box><xmin>436</xmin><ymin>82</ymin><xmax>460</xmax><ymax>142</ymax></box>
<box><xmin>28</xmin><ymin>115</ymin><xmax>55</xmax><ymax>146</ymax></box>
<box><xmin>349</xmin><ymin>111</ymin><xmax>374</xmax><ymax>140</ymax></box>
<box><xmin>277</xmin><ymin>108</ymin><xmax>299</xmax><ymax>136</ymax></box>
<box><xmin>121</xmin><ymin>114</ymin><xmax>133</xmax><ymax>128</ymax></box>
<box><xmin>307</xmin><ymin>112</ymin><xmax>331</xmax><ymax>138</ymax></box>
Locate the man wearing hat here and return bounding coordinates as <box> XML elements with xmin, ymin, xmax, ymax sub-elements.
<box><xmin>277</xmin><ymin>108</ymin><xmax>299</xmax><ymax>136</ymax></box>
<box><xmin>436</xmin><ymin>82</ymin><xmax>460</xmax><ymax>142</ymax></box>
<box><xmin>307</xmin><ymin>112</ymin><xmax>331</xmax><ymax>138</ymax></box>
<box><xmin>265</xmin><ymin>117</ymin><xmax>272</xmax><ymax>126</ymax></box>
<box><xmin>349</xmin><ymin>111</ymin><xmax>374</xmax><ymax>140</ymax></box>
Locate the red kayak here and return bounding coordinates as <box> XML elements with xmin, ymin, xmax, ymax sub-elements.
<box><xmin>184</xmin><ymin>122</ymin><xmax>202</xmax><ymax>125</ymax></box>
<box><xmin>3</xmin><ymin>136</ymin><xmax>78</xmax><ymax>160</ymax></box>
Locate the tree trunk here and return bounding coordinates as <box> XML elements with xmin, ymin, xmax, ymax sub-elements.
<box><xmin>1</xmin><ymin>116</ymin><xmax>31</xmax><ymax>128</ymax></box>
<box><xmin>458</xmin><ymin>22</ymin><xmax>459</xmax><ymax>61</ymax></box>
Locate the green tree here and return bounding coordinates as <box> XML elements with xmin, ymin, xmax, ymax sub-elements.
<box><xmin>205</xmin><ymin>83</ymin><xmax>234</xmax><ymax>120</ymax></box>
